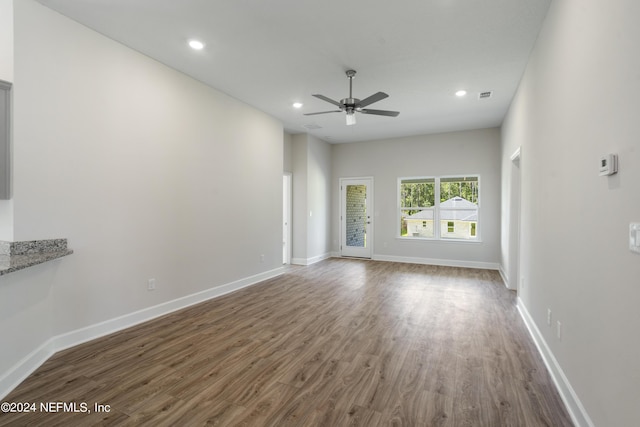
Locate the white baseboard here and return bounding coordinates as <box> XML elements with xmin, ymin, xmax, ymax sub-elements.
<box><xmin>498</xmin><ymin>265</ymin><xmax>510</xmax><ymax>288</ymax></box>
<box><xmin>0</xmin><ymin>338</ymin><xmax>57</xmax><ymax>402</ymax></box>
<box><xmin>373</xmin><ymin>254</ymin><xmax>500</xmax><ymax>271</ymax></box>
<box><xmin>291</xmin><ymin>252</ymin><xmax>332</xmax><ymax>266</ymax></box>
<box><xmin>0</xmin><ymin>266</ymin><xmax>285</xmax><ymax>400</ymax></box>
<box><xmin>516</xmin><ymin>298</ymin><xmax>594</xmax><ymax>427</ymax></box>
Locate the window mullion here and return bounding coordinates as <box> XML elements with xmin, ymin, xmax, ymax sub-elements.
<box><xmin>434</xmin><ymin>177</ymin><xmax>440</xmax><ymax>239</ymax></box>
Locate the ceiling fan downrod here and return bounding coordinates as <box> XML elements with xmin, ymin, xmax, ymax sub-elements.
<box><xmin>343</xmin><ymin>70</ymin><xmax>358</xmax><ymax>115</ymax></box>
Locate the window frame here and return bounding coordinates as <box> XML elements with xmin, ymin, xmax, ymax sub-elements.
<box><xmin>398</xmin><ymin>176</ymin><xmax>436</xmax><ymax>239</ymax></box>
<box><xmin>397</xmin><ymin>175</ymin><xmax>481</xmax><ymax>242</ymax></box>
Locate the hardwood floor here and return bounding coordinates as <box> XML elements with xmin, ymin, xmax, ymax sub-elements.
<box><xmin>0</xmin><ymin>259</ymin><xmax>573</xmax><ymax>426</ymax></box>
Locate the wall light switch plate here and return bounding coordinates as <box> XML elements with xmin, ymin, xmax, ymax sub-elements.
<box><xmin>630</xmin><ymin>223</ymin><xmax>640</xmax><ymax>254</ymax></box>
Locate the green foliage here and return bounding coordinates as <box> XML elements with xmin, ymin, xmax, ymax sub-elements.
<box><xmin>440</xmin><ymin>179</ymin><xmax>478</xmax><ymax>203</ymax></box>
<box><xmin>400</xmin><ymin>177</ymin><xmax>478</xmax><ymax>207</ymax></box>
<box><xmin>400</xmin><ymin>181</ymin><xmax>435</xmax><ymax>208</ymax></box>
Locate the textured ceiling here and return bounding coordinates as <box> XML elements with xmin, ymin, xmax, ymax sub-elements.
<box><xmin>36</xmin><ymin>0</ymin><xmax>551</xmax><ymax>143</ymax></box>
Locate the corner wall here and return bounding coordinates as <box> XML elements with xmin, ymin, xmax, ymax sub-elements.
<box><xmin>501</xmin><ymin>0</ymin><xmax>640</xmax><ymax>425</ymax></box>
<box><xmin>291</xmin><ymin>133</ymin><xmax>332</xmax><ymax>264</ymax></box>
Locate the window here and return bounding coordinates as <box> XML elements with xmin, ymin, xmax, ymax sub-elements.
<box><xmin>399</xmin><ymin>178</ymin><xmax>435</xmax><ymax>238</ymax></box>
<box><xmin>399</xmin><ymin>176</ymin><xmax>479</xmax><ymax>240</ymax></box>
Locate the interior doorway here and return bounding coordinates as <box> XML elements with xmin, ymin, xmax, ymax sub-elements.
<box><xmin>283</xmin><ymin>173</ymin><xmax>292</xmax><ymax>264</ymax></box>
<box><xmin>509</xmin><ymin>148</ymin><xmax>521</xmax><ymax>291</ymax></box>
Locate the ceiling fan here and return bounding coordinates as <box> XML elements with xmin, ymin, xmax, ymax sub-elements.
<box><xmin>305</xmin><ymin>70</ymin><xmax>400</xmax><ymax>126</ymax></box>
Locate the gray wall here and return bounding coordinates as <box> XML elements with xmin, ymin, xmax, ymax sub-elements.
<box><xmin>291</xmin><ymin>133</ymin><xmax>332</xmax><ymax>264</ymax></box>
<box><xmin>332</xmin><ymin>128</ymin><xmax>501</xmax><ymax>268</ymax></box>
<box><xmin>501</xmin><ymin>0</ymin><xmax>640</xmax><ymax>425</ymax></box>
<box><xmin>1</xmin><ymin>0</ymin><xmax>283</xmax><ymax>392</ymax></box>
<box><xmin>283</xmin><ymin>132</ymin><xmax>293</xmax><ymax>173</ymax></box>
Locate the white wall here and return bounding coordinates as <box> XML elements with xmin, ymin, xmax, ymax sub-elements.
<box><xmin>1</xmin><ymin>0</ymin><xmax>283</xmax><ymax>393</ymax></box>
<box><xmin>501</xmin><ymin>0</ymin><xmax>640</xmax><ymax>425</ymax></box>
<box><xmin>0</xmin><ymin>0</ymin><xmax>14</xmax><ymax>240</ymax></box>
<box><xmin>291</xmin><ymin>134</ymin><xmax>308</xmax><ymax>262</ymax></box>
<box><xmin>332</xmin><ymin>128</ymin><xmax>501</xmax><ymax>268</ymax></box>
<box><xmin>306</xmin><ymin>135</ymin><xmax>332</xmax><ymax>260</ymax></box>
<box><xmin>291</xmin><ymin>133</ymin><xmax>331</xmax><ymax>264</ymax></box>
<box><xmin>0</xmin><ymin>0</ymin><xmax>12</xmax><ymax>82</ymax></box>
<box><xmin>283</xmin><ymin>132</ymin><xmax>293</xmax><ymax>173</ymax></box>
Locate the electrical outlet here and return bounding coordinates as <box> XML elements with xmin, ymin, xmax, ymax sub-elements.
<box><xmin>260</xmin><ymin>254</ymin><xmax>265</xmax><ymax>263</ymax></box>
<box><xmin>556</xmin><ymin>321</ymin><xmax>562</xmax><ymax>340</ymax></box>
<box><xmin>547</xmin><ymin>309</ymin><xmax>552</xmax><ymax>326</ymax></box>
<box><xmin>147</xmin><ymin>278</ymin><xmax>156</xmax><ymax>291</ymax></box>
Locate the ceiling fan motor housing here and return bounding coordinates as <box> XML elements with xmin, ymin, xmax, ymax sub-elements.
<box><xmin>341</xmin><ymin>98</ymin><xmax>360</xmax><ymax>113</ymax></box>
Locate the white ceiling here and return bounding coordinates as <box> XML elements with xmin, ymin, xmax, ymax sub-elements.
<box><xmin>36</xmin><ymin>0</ymin><xmax>551</xmax><ymax>143</ymax></box>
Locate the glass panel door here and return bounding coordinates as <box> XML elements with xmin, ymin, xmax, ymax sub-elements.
<box><xmin>341</xmin><ymin>178</ymin><xmax>373</xmax><ymax>258</ymax></box>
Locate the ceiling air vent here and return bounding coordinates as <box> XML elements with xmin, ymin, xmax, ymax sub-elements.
<box><xmin>303</xmin><ymin>123</ymin><xmax>322</xmax><ymax>130</ymax></box>
<box><xmin>478</xmin><ymin>91</ymin><xmax>493</xmax><ymax>100</ymax></box>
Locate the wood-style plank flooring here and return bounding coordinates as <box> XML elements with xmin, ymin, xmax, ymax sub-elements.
<box><xmin>0</xmin><ymin>259</ymin><xmax>573</xmax><ymax>426</ymax></box>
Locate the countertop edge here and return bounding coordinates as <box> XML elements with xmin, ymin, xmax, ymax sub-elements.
<box><xmin>0</xmin><ymin>247</ymin><xmax>73</xmax><ymax>276</ymax></box>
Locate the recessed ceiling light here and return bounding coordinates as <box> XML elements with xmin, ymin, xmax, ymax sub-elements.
<box><xmin>455</xmin><ymin>90</ymin><xmax>467</xmax><ymax>97</ymax></box>
<box><xmin>188</xmin><ymin>40</ymin><xmax>205</xmax><ymax>50</ymax></box>
<box><xmin>293</xmin><ymin>102</ymin><xmax>303</xmax><ymax>109</ymax></box>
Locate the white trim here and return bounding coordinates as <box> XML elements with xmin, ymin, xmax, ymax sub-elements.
<box><xmin>0</xmin><ymin>338</ymin><xmax>56</xmax><ymax>402</ymax></box>
<box><xmin>283</xmin><ymin>173</ymin><xmax>292</xmax><ymax>265</ymax></box>
<box><xmin>291</xmin><ymin>252</ymin><xmax>331</xmax><ymax>266</ymax></box>
<box><xmin>373</xmin><ymin>254</ymin><xmax>499</xmax><ymax>270</ymax></box>
<box><xmin>0</xmin><ymin>266</ymin><xmax>285</xmax><ymax>400</ymax></box>
<box><xmin>516</xmin><ymin>298</ymin><xmax>594</xmax><ymax>427</ymax></box>
<box><xmin>498</xmin><ymin>265</ymin><xmax>510</xmax><ymax>288</ymax></box>
<box><xmin>340</xmin><ymin>177</ymin><xmax>374</xmax><ymax>259</ymax></box>
<box><xmin>398</xmin><ymin>175</ymin><xmax>481</xmax><ymax>241</ymax></box>
<box><xmin>396</xmin><ymin>236</ymin><xmax>483</xmax><ymax>244</ymax></box>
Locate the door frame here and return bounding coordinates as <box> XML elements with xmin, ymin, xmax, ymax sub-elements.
<box><xmin>509</xmin><ymin>147</ymin><xmax>521</xmax><ymax>291</ymax></box>
<box><xmin>340</xmin><ymin>177</ymin><xmax>374</xmax><ymax>259</ymax></box>
<box><xmin>283</xmin><ymin>173</ymin><xmax>292</xmax><ymax>264</ymax></box>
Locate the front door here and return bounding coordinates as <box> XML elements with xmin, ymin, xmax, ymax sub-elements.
<box><xmin>340</xmin><ymin>178</ymin><xmax>373</xmax><ymax>258</ymax></box>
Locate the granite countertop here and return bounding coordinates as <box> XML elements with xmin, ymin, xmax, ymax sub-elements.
<box><xmin>0</xmin><ymin>239</ymin><xmax>73</xmax><ymax>276</ymax></box>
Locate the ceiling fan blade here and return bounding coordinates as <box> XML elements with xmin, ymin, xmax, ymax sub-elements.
<box><xmin>357</xmin><ymin>92</ymin><xmax>388</xmax><ymax>108</ymax></box>
<box><xmin>304</xmin><ymin>110</ymin><xmax>342</xmax><ymax>116</ymax></box>
<box><xmin>312</xmin><ymin>94</ymin><xmax>342</xmax><ymax>107</ymax></box>
<box><xmin>361</xmin><ymin>108</ymin><xmax>400</xmax><ymax>117</ymax></box>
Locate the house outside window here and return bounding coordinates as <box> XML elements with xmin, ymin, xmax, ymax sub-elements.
<box><xmin>399</xmin><ymin>176</ymin><xmax>479</xmax><ymax>240</ymax></box>
<box><xmin>399</xmin><ymin>178</ymin><xmax>435</xmax><ymax>238</ymax></box>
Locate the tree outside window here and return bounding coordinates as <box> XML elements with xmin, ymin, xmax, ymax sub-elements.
<box><xmin>399</xmin><ymin>176</ymin><xmax>479</xmax><ymax>240</ymax></box>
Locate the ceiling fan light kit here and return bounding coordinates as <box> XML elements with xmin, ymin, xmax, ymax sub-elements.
<box><xmin>305</xmin><ymin>70</ymin><xmax>400</xmax><ymax>125</ymax></box>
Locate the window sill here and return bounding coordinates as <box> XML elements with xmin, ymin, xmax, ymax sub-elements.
<box><xmin>0</xmin><ymin>239</ymin><xmax>73</xmax><ymax>276</ymax></box>
<box><xmin>396</xmin><ymin>236</ymin><xmax>483</xmax><ymax>244</ymax></box>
